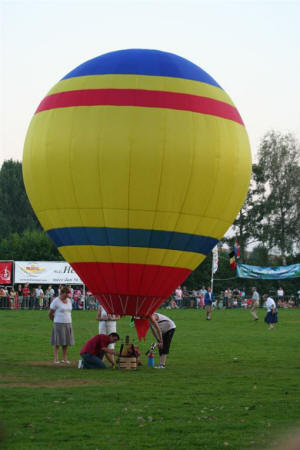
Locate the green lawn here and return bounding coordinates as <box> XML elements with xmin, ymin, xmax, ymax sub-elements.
<box><xmin>0</xmin><ymin>308</ymin><xmax>300</xmax><ymax>449</ymax></box>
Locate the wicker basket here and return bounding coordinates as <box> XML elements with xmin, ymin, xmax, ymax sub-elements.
<box><xmin>118</xmin><ymin>356</ymin><xmax>137</xmax><ymax>370</ymax></box>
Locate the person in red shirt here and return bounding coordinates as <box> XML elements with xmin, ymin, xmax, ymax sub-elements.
<box><xmin>79</xmin><ymin>333</ymin><xmax>120</xmax><ymax>369</ymax></box>
<box><xmin>22</xmin><ymin>283</ymin><xmax>30</xmax><ymax>309</ymax></box>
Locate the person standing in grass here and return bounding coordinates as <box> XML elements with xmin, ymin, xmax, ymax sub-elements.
<box><xmin>96</xmin><ymin>305</ymin><xmax>120</xmax><ymax>364</ymax></box>
<box><xmin>9</xmin><ymin>288</ymin><xmax>17</xmax><ymax>309</ymax></box>
<box><xmin>263</xmin><ymin>294</ymin><xmax>278</xmax><ymax>330</ymax></box>
<box><xmin>22</xmin><ymin>283</ymin><xmax>30</xmax><ymax>309</ymax></box>
<box><xmin>49</xmin><ymin>286</ymin><xmax>74</xmax><ymax>364</ymax></box>
<box><xmin>148</xmin><ymin>312</ymin><xmax>176</xmax><ymax>369</ymax></box>
<box><xmin>250</xmin><ymin>287</ymin><xmax>260</xmax><ymax>321</ymax></box>
<box><xmin>204</xmin><ymin>287</ymin><xmax>214</xmax><ymax>320</ymax></box>
<box><xmin>17</xmin><ymin>284</ymin><xmax>23</xmax><ymax>309</ymax></box>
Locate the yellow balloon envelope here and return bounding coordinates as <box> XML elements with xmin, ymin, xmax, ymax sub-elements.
<box><xmin>23</xmin><ymin>49</ymin><xmax>251</xmax><ymax>315</ymax></box>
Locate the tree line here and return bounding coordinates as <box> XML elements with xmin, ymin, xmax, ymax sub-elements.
<box><xmin>0</xmin><ymin>130</ymin><xmax>299</xmax><ymax>294</ymax></box>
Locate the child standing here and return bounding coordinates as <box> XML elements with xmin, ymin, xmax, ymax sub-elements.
<box><xmin>263</xmin><ymin>294</ymin><xmax>278</xmax><ymax>330</ymax></box>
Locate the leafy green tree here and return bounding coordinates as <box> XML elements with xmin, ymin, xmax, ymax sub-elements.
<box><xmin>0</xmin><ymin>230</ymin><xmax>62</xmax><ymax>261</ymax></box>
<box><xmin>247</xmin><ymin>245</ymin><xmax>270</xmax><ymax>266</ymax></box>
<box><xmin>254</xmin><ymin>131</ymin><xmax>300</xmax><ymax>263</ymax></box>
<box><xmin>231</xmin><ymin>182</ymin><xmax>255</xmax><ymax>262</ymax></box>
<box><xmin>185</xmin><ymin>253</ymin><xmax>212</xmax><ymax>290</ymax></box>
<box><xmin>0</xmin><ymin>160</ymin><xmax>40</xmax><ymax>240</ymax></box>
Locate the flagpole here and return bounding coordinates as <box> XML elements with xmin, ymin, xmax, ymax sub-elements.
<box><xmin>211</xmin><ymin>257</ymin><xmax>214</xmax><ymax>292</ymax></box>
<box><xmin>211</xmin><ymin>246</ymin><xmax>218</xmax><ymax>292</ymax></box>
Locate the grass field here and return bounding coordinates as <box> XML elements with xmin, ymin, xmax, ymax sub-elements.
<box><xmin>0</xmin><ymin>308</ymin><xmax>300</xmax><ymax>450</ymax></box>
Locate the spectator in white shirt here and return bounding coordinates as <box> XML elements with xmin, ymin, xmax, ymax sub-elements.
<box><xmin>250</xmin><ymin>287</ymin><xmax>260</xmax><ymax>321</ymax></box>
<box><xmin>49</xmin><ymin>286</ymin><xmax>74</xmax><ymax>364</ymax></box>
<box><xmin>277</xmin><ymin>287</ymin><xmax>284</xmax><ymax>302</ymax></box>
<box><xmin>263</xmin><ymin>294</ymin><xmax>278</xmax><ymax>330</ymax></box>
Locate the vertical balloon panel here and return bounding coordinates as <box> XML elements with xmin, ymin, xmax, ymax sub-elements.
<box><xmin>23</xmin><ymin>49</ymin><xmax>251</xmax><ymax>316</ymax></box>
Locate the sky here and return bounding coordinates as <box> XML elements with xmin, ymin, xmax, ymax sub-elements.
<box><xmin>1</xmin><ymin>0</ymin><xmax>300</xmax><ymax>167</ymax></box>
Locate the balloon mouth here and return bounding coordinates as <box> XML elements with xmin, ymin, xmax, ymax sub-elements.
<box><xmin>134</xmin><ymin>318</ymin><xmax>150</xmax><ymax>341</ymax></box>
<box><xmin>95</xmin><ymin>294</ymin><xmax>164</xmax><ymax>317</ymax></box>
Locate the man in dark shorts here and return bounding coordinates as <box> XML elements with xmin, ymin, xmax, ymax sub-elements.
<box><xmin>79</xmin><ymin>332</ymin><xmax>120</xmax><ymax>369</ymax></box>
<box><xmin>149</xmin><ymin>313</ymin><xmax>176</xmax><ymax>369</ymax></box>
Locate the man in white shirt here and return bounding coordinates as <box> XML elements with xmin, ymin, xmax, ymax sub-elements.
<box><xmin>277</xmin><ymin>287</ymin><xmax>284</xmax><ymax>302</ymax></box>
<box><xmin>149</xmin><ymin>313</ymin><xmax>176</xmax><ymax>369</ymax></box>
<box><xmin>96</xmin><ymin>305</ymin><xmax>120</xmax><ymax>359</ymax></box>
<box><xmin>250</xmin><ymin>287</ymin><xmax>260</xmax><ymax>321</ymax></box>
<box><xmin>35</xmin><ymin>285</ymin><xmax>44</xmax><ymax>310</ymax></box>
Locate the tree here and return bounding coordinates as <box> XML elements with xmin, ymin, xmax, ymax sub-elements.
<box><xmin>254</xmin><ymin>131</ymin><xmax>300</xmax><ymax>263</ymax></box>
<box><xmin>247</xmin><ymin>245</ymin><xmax>270</xmax><ymax>266</ymax></box>
<box><xmin>0</xmin><ymin>230</ymin><xmax>62</xmax><ymax>261</ymax></box>
<box><xmin>0</xmin><ymin>160</ymin><xmax>41</xmax><ymax>240</ymax></box>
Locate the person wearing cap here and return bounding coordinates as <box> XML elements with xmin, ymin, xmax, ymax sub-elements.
<box><xmin>79</xmin><ymin>332</ymin><xmax>120</xmax><ymax>369</ymax></box>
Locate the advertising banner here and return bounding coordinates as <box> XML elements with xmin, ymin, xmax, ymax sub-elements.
<box><xmin>0</xmin><ymin>261</ymin><xmax>13</xmax><ymax>285</ymax></box>
<box><xmin>237</xmin><ymin>263</ymin><xmax>300</xmax><ymax>280</ymax></box>
<box><xmin>14</xmin><ymin>261</ymin><xmax>83</xmax><ymax>284</ymax></box>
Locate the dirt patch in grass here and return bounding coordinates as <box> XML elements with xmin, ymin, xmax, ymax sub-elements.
<box><xmin>0</xmin><ymin>361</ymin><xmax>111</xmax><ymax>388</ymax></box>
<box><xmin>28</xmin><ymin>361</ymin><xmax>78</xmax><ymax>368</ymax></box>
<box><xmin>0</xmin><ymin>379</ymin><xmax>107</xmax><ymax>388</ymax></box>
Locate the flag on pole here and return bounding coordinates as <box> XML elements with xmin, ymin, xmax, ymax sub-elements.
<box><xmin>233</xmin><ymin>239</ymin><xmax>240</xmax><ymax>259</ymax></box>
<box><xmin>229</xmin><ymin>251</ymin><xmax>237</xmax><ymax>270</ymax></box>
<box><xmin>212</xmin><ymin>246</ymin><xmax>219</xmax><ymax>274</ymax></box>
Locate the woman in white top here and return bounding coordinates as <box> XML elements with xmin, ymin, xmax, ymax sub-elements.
<box><xmin>49</xmin><ymin>286</ymin><xmax>74</xmax><ymax>364</ymax></box>
<box><xmin>263</xmin><ymin>294</ymin><xmax>278</xmax><ymax>330</ymax></box>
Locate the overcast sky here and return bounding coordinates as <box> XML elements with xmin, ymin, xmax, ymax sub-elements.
<box><xmin>1</xmin><ymin>0</ymin><xmax>300</xmax><ymax>166</ymax></box>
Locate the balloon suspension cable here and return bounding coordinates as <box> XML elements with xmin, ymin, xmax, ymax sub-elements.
<box><xmin>118</xmin><ymin>294</ymin><xmax>126</xmax><ymax>315</ymax></box>
<box><xmin>144</xmin><ymin>297</ymin><xmax>159</xmax><ymax>317</ymax></box>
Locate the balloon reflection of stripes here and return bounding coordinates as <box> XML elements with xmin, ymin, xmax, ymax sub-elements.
<box><xmin>23</xmin><ymin>49</ymin><xmax>251</xmax><ymax>316</ymax></box>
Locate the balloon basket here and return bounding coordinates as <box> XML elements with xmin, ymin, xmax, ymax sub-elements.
<box><xmin>118</xmin><ymin>356</ymin><xmax>137</xmax><ymax>370</ymax></box>
<box><xmin>117</xmin><ymin>335</ymin><xmax>140</xmax><ymax>370</ymax></box>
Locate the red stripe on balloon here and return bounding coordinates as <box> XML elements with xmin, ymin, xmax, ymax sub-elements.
<box><xmin>71</xmin><ymin>262</ymin><xmax>191</xmax><ymax>315</ymax></box>
<box><xmin>36</xmin><ymin>88</ymin><xmax>244</xmax><ymax>125</ymax></box>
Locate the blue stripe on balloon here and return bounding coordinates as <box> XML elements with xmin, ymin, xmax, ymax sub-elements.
<box><xmin>62</xmin><ymin>49</ymin><xmax>221</xmax><ymax>88</ymax></box>
<box><xmin>47</xmin><ymin>227</ymin><xmax>218</xmax><ymax>255</ymax></box>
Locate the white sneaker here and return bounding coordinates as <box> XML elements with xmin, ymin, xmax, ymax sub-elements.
<box><xmin>154</xmin><ymin>364</ymin><xmax>165</xmax><ymax>369</ymax></box>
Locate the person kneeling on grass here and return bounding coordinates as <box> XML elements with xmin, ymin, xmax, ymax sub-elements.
<box><xmin>79</xmin><ymin>333</ymin><xmax>120</xmax><ymax>369</ymax></box>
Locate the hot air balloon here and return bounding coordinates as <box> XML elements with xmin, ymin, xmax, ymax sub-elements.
<box><xmin>23</xmin><ymin>49</ymin><xmax>251</xmax><ymax>318</ymax></box>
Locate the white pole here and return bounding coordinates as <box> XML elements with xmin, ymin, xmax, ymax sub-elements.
<box><xmin>211</xmin><ymin>258</ymin><xmax>214</xmax><ymax>292</ymax></box>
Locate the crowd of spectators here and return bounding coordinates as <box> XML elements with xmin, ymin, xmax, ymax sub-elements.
<box><xmin>164</xmin><ymin>285</ymin><xmax>300</xmax><ymax>309</ymax></box>
<box><xmin>0</xmin><ymin>284</ymin><xmax>299</xmax><ymax>310</ymax></box>
<box><xmin>0</xmin><ymin>284</ymin><xmax>98</xmax><ymax>310</ymax></box>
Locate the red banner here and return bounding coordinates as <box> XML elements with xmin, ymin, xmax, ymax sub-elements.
<box><xmin>0</xmin><ymin>262</ymin><xmax>12</xmax><ymax>285</ymax></box>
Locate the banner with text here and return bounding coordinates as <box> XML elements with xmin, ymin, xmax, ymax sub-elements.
<box><xmin>0</xmin><ymin>262</ymin><xmax>13</xmax><ymax>285</ymax></box>
<box><xmin>237</xmin><ymin>263</ymin><xmax>300</xmax><ymax>279</ymax></box>
<box><xmin>14</xmin><ymin>261</ymin><xmax>83</xmax><ymax>284</ymax></box>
